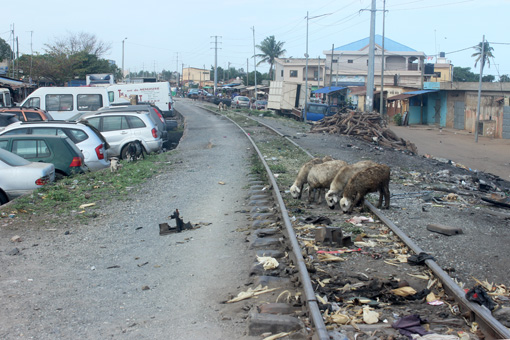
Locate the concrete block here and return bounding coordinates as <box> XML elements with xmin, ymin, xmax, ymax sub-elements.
<box><xmin>315</xmin><ymin>226</ymin><xmax>343</xmax><ymax>244</ymax></box>
<box><xmin>251</xmin><ymin>194</ymin><xmax>271</xmax><ymax>200</ymax></box>
<box><xmin>256</xmin><ymin>249</ymin><xmax>285</xmax><ymax>258</ymax></box>
<box><xmin>426</xmin><ymin>223</ymin><xmax>463</xmax><ymax>236</ymax></box>
<box><xmin>251</xmin><ymin>206</ymin><xmax>272</xmax><ymax>213</ymax></box>
<box><xmin>249</xmin><ymin>180</ymin><xmax>265</xmax><ymax>185</ymax></box>
<box><xmin>248</xmin><ymin>200</ymin><xmax>270</xmax><ymax>206</ymax></box>
<box><xmin>251</xmin><ymin>212</ymin><xmax>277</xmax><ymax>220</ymax></box>
<box><xmin>258</xmin><ymin>303</ymin><xmax>300</xmax><ymax>315</ymax></box>
<box><xmin>255</xmin><ymin>228</ymin><xmax>280</xmax><ymax>237</ymax></box>
<box><xmin>253</xmin><ymin>275</ymin><xmax>291</xmax><ymax>288</ymax></box>
<box><xmin>248</xmin><ymin>311</ymin><xmax>304</xmax><ymax>336</ymax></box>
<box><xmin>249</xmin><ymin>237</ymin><xmax>281</xmax><ymax>249</ymax></box>
<box><xmin>250</xmin><ymin>185</ymin><xmax>265</xmax><ymax>190</ymax></box>
<box><xmin>252</xmin><ymin>220</ymin><xmax>273</xmax><ymax>228</ymax></box>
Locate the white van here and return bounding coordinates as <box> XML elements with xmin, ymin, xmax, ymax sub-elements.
<box><xmin>0</xmin><ymin>88</ymin><xmax>12</xmax><ymax>108</ymax></box>
<box><xmin>107</xmin><ymin>82</ymin><xmax>174</xmax><ymax>117</ymax></box>
<box><xmin>20</xmin><ymin>87</ymin><xmax>110</xmax><ymax>121</ymax></box>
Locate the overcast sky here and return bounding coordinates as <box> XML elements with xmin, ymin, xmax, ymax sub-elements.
<box><xmin>3</xmin><ymin>0</ymin><xmax>509</xmax><ymax>79</ymax></box>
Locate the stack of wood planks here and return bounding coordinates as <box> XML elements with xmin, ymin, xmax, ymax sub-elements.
<box><xmin>310</xmin><ymin>111</ymin><xmax>418</xmax><ymax>154</ymax></box>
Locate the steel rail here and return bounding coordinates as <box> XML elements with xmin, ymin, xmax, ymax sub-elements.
<box><xmin>366</xmin><ymin>201</ymin><xmax>510</xmax><ymax>340</ymax></box>
<box><xmin>218</xmin><ymin>114</ymin><xmax>330</xmax><ymax>340</ymax></box>
<box><xmin>202</xmin><ymin>104</ymin><xmax>510</xmax><ymax>339</ymax></box>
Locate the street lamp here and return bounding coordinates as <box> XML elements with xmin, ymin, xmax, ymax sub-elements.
<box><xmin>122</xmin><ymin>37</ymin><xmax>128</xmax><ymax>81</ymax></box>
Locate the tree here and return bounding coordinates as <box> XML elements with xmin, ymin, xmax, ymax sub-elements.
<box><xmin>499</xmin><ymin>74</ymin><xmax>510</xmax><ymax>82</ymax></box>
<box><xmin>17</xmin><ymin>32</ymin><xmax>115</xmax><ymax>85</ymax></box>
<box><xmin>452</xmin><ymin>67</ymin><xmax>478</xmax><ymax>82</ymax></box>
<box><xmin>0</xmin><ymin>37</ymin><xmax>12</xmax><ymax>62</ymax></box>
<box><xmin>472</xmin><ymin>41</ymin><xmax>494</xmax><ymax>69</ymax></box>
<box><xmin>255</xmin><ymin>36</ymin><xmax>286</xmax><ymax>81</ymax></box>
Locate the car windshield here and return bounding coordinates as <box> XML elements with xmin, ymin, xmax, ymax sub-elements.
<box><xmin>308</xmin><ymin>104</ymin><xmax>328</xmax><ymax>115</ymax></box>
<box><xmin>239</xmin><ymin>97</ymin><xmax>249</xmax><ymax>101</ymax></box>
<box><xmin>0</xmin><ymin>148</ymin><xmax>31</xmax><ymax>166</ymax></box>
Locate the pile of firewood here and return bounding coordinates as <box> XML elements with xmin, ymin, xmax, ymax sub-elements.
<box><xmin>310</xmin><ymin>111</ymin><xmax>418</xmax><ymax>154</ymax></box>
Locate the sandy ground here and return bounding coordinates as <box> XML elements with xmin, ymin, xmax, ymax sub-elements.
<box><xmin>391</xmin><ymin>125</ymin><xmax>510</xmax><ymax>180</ymax></box>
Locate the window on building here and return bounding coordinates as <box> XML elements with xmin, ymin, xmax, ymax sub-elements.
<box><xmin>434</xmin><ymin>72</ymin><xmax>442</xmax><ymax>78</ymax></box>
<box><xmin>290</xmin><ymin>70</ymin><xmax>298</xmax><ymax>78</ymax></box>
<box><xmin>332</xmin><ymin>59</ymin><xmax>338</xmax><ymax>63</ymax></box>
<box><xmin>348</xmin><ymin>60</ymin><xmax>353</xmax><ymax>64</ymax></box>
<box><xmin>281</xmin><ymin>70</ymin><xmax>283</xmax><ymax>77</ymax></box>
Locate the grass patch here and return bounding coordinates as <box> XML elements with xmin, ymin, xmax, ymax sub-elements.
<box><xmin>3</xmin><ymin>152</ymin><xmax>171</xmax><ymax>219</ymax></box>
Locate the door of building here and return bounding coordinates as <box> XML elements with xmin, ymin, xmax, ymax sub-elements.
<box><xmin>454</xmin><ymin>101</ymin><xmax>465</xmax><ymax>130</ymax></box>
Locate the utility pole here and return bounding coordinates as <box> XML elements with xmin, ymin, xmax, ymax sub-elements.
<box><xmin>475</xmin><ymin>35</ymin><xmax>485</xmax><ymax>143</ymax></box>
<box><xmin>318</xmin><ymin>56</ymin><xmax>321</xmax><ymax>88</ymax></box>
<box><xmin>16</xmin><ymin>36</ymin><xmax>19</xmax><ymax>79</ymax></box>
<box><xmin>27</xmin><ymin>30</ymin><xmax>33</xmax><ymax>84</ymax></box>
<box><xmin>181</xmin><ymin>63</ymin><xmax>185</xmax><ymax>90</ymax></box>
<box><xmin>365</xmin><ymin>0</ymin><xmax>377</xmax><ymax>112</ymax></box>
<box><xmin>176</xmin><ymin>52</ymin><xmax>179</xmax><ymax>87</ymax></box>
<box><xmin>227</xmin><ymin>61</ymin><xmax>231</xmax><ymax>82</ymax></box>
<box><xmin>122</xmin><ymin>37</ymin><xmax>127</xmax><ymax>81</ymax></box>
<box><xmin>329</xmin><ymin>44</ymin><xmax>334</xmax><ymax>87</ymax></box>
<box><xmin>246</xmin><ymin>58</ymin><xmax>249</xmax><ymax>86</ymax></box>
<box><xmin>379</xmin><ymin>0</ymin><xmax>387</xmax><ymax>116</ymax></box>
<box><xmin>252</xmin><ymin>27</ymin><xmax>257</xmax><ymax>100</ymax></box>
<box><xmin>211</xmin><ymin>36</ymin><xmax>221</xmax><ymax>95</ymax></box>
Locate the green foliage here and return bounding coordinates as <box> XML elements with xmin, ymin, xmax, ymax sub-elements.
<box><xmin>393</xmin><ymin>113</ymin><xmax>402</xmax><ymax>126</ymax></box>
<box><xmin>7</xmin><ymin>153</ymin><xmax>169</xmax><ymax>217</ymax></box>
<box><xmin>255</xmin><ymin>36</ymin><xmax>286</xmax><ymax>81</ymax></box>
<box><xmin>0</xmin><ymin>37</ymin><xmax>12</xmax><ymax>62</ymax></box>
<box><xmin>499</xmin><ymin>74</ymin><xmax>510</xmax><ymax>82</ymax></box>
<box><xmin>453</xmin><ymin>67</ymin><xmax>479</xmax><ymax>82</ymax></box>
<box><xmin>472</xmin><ymin>41</ymin><xmax>495</xmax><ymax>68</ymax></box>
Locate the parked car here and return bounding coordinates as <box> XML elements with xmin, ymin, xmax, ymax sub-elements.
<box><xmin>187</xmin><ymin>89</ymin><xmax>200</xmax><ymax>99</ymax></box>
<box><xmin>0</xmin><ymin>113</ymin><xmax>19</xmax><ymax>130</ymax></box>
<box><xmin>0</xmin><ymin>107</ymin><xmax>54</xmax><ymax>122</ymax></box>
<box><xmin>0</xmin><ymin>134</ymin><xmax>87</xmax><ymax>179</ymax></box>
<box><xmin>304</xmin><ymin>103</ymin><xmax>336</xmax><ymax>121</ymax></box>
<box><xmin>255</xmin><ymin>100</ymin><xmax>268</xmax><ymax>110</ymax></box>
<box><xmin>0</xmin><ymin>121</ymin><xmax>110</xmax><ymax>171</ymax></box>
<box><xmin>20</xmin><ymin>86</ymin><xmax>110</xmax><ymax>121</ymax></box>
<box><xmin>232</xmin><ymin>96</ymin><xmax>250</xmax><ymax>109</ymax></box>
<box><xmin>213</xmin><ymin>97</ymin><xmax>231</xmax><ymax>107</ymax></box>
<box><xmin>0</xmin><ymin>148</ymin><xmax>55</xmax><ymax>205</ymax></box>
<box><xmin>77</xmin><ymin>110</ymin><xmax>163</xmax><ymax>159</ymax></box>
<box><xmin>82</xmin><ymin>104</ymin><xmax>169</xmax><ymax>142</ymax></box>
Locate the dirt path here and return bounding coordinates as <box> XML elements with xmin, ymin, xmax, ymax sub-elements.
<box><xmin>391</xmin><ymin>125</ymin><xmax>510</xmax><ymax>180</ymax></box>
<box><xmin>0</xmin><ymin>101</ymin><xmax>258</xmax><ymax>339</ymax></box>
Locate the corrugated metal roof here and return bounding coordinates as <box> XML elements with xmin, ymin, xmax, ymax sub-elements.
<box><xmin>387</xmin><ymin>89</ymin><xmax>438</xmax><ymax>101</ymax></box>
<box><xmin>312</xmin><ymin>86</ymin><xmax>346</xmax><ymax>94</ymax></box>
<box><xmin>335</xmin><ymin>35</ymin><xmax>416</xmax><ymax>52</ymax></box>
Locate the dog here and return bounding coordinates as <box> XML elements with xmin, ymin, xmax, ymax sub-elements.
<box><xmin>218</xmin><ymin>102</ymin><xmax>224</xmax><ymax>111</ymax></box>
<box><xmin>110</xmin><ymin>157</ymin><xmax>122</xmax><ymax>172</ymax></box>
<box><xmin>125</xmin><ymin>141</ymin><xmax>145</xmax><ymax>162</ymax></box>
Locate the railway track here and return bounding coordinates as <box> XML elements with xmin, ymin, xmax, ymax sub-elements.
<box><xmin>198</xmin><ymin>102</ymin><xmax>510</xmax><ymax>340</ymax></box>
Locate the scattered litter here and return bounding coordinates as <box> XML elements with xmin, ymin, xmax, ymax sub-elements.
<box><xmin>79</xmin><ymin>203</ymin><xmax>96</xmax><ymax>209</ymax></box>
<box><xmin>318</xmin><ymin>253</ymin><xmax>345</xmax><ymax>262</ymax></box>
<box><xmin>141</xmin><ymin>285</ymin><xmax>150</xmax><ymax>290</ymax></box>
<box><xmin>10</xmin><ymin>235</ymin><xmax>21</xmax><ymax>243</ymax></box>
<box><xmin>392</xmin><ymin>315</ymin><xmax>430</xmax><ymax>338</ymax></box>
<box><xmin>465</xmin><ymin>285</ymin><xmax>496</xmax><ymax>310</ymax></box>
<box><xmin>408</xmin><ymin>252</ymin><xmax>435</xmax><ymax>265</ymax></box>
<box><xmin>346</xmin><ymin>216</ymin><xmax>374</xmax><ymax>226</ymax></box>
<box><xmin>107</xmin><ymin>265</ymin><xmax>120</xmax><ymax>269</ymax></box>
<box><xmin>263</xmin><ymin>332</ymin><xmax>292</xmax><ymax>340</ymax></box>
<box><xmin>257</xmin><ymin>256</ymin><xmax>279</xmax><ymax>270</ymax></box>
<box><xmin>391</xmin><ymin>286</ymin><xmax>417</xmax><ymax>297</ymax></box>
<box><xmin>226</xmin><ymin>285</ymin><xmax>277</xmax><ymax>303</ymax></box>
<box><xmin>362</xmin><ymin>305</ymin><xmax>379</xmax><ymax>324</ymax></box>
<box><xmin>218</xmin><ymin>181</ymin><xmax>226</xmax><ymax>185</ymax></box>
<box><xmin>137</xmin><ymin>262</ymin><xmax>149</xmax><ymax>267</ymax></box>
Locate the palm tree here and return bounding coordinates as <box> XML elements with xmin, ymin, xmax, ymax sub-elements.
<box><xmin>472</xmin><ymin>41</ymin><xmax>494</xmax><ymax>69</ymax></box>
<box><xmin>255</xmin><ymin>36</ymin><xmax>286</xmax><ymax>81</ymax></box>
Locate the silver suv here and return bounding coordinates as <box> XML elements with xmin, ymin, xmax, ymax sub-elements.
<box><xmin>0</xmin><ymin>121</ymin><xmax>110</xmax><ymax>171</ymax></box>
<box><xmin>232</xmin><ymin>96</ymin><xmax>250</xmax><ymax>109</ymax></box>
<box><xmin>79</xmin><ymin>110</ymin><xmax>163</xmax><ymax>159</ymax></box>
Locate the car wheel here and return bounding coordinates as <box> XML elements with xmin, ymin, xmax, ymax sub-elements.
<box><xmin>55</xmin><ymin>172</ymin><xmax>66</xmax><ymax>181</ymax></box>
<box><xmin>121</xmin><ymin>145</ymin><xmax>130</xmax><ymax>160</ymax></box>
<box><xmin>0</xmin><ymin>191</ymin><xmax>8</xmax><ymax>205</ymax></box>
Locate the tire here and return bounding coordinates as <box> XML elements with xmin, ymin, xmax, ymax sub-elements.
<box><xmin>0</xmin><ymin>191</ymin><xmax>8</xmax><ymax>205</ymax></box>
<box><xmin>55</xmin><ymin>172</ymin><xmax>66</xmax><ymax>181</ymax></box>
<box><xmin>121</xmin><ymin>144</ymin><xmax>130</xmax><ymax>160</ymax></box>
